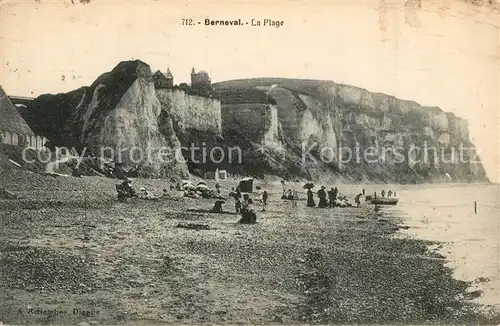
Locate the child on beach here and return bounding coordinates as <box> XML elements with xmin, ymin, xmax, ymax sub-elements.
<box><xmin>262</xmin><ymin>191</ymin><xmax>269</xmax><ymax>212</ymax></box>
<box><xmin>235</xmin><ymin>198</ymin><xmax>242</xmax><ymax>214</ymax></box>
<box><xmin>292</xmin><ymin>190</ymin><xmax>299</xmax><ymax>206</ymax></box>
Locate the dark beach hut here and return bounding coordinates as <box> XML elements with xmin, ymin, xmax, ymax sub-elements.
<box><xmin>238</xmin><ymin>177</ymin><xmax>254</xmax><ymax>193</ymax></box>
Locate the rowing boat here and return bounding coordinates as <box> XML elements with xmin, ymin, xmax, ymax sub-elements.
<box><xmin>365</xmin><ymin>196</ymin><xmax>399</xmax><ymax>205</ymax></box>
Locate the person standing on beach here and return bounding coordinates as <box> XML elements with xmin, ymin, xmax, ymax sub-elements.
<box><xmin>306</xmin><ymin>189</ymin><xmax>316</xmax><ymax>207</ymax></box>
<box><xmin>381</xmin><ymin>190</ymin><xmax>386</xmax><ymax>198</ymax></box>
<box><xmin>317</xmin><ymin>186</ymin><xmax>328</xmax><ymax>208</ymax></box>
<box><xmin>281</xmin><ymin>180</ymin><xmax>286</xmax><ymax>198</ymax></box>
<box><xmin>355</xmin><ymin>193</ymin><xmax>362</xmax><ymax>207</ymax></box>
<box><xmin>262</xmin><ymin>191</ymin><xmax>269</xmax><ymax>212</ymax></box>
<box><xmin>328</xmin><ymin>188</ymin><xmax>335</xmax><ymax>208</ymax></box>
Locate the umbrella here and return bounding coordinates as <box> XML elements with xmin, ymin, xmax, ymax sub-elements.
<box><xmin>196</xmin><ymin>184</ymin><xmax>209</xmax><ymax>190</ymax></box>
<box><xmin>182</xmin><ymin>183</ymin><xmax>197</xmax><ymax>190</ymax></box>
<box><xmin>197</xmin><ymin>181</ymin><xmax>207</xmax><ymax>186</ymax></box>
<box><xmin>303</xmin><ymin>183</ymin><xmax>315</xmax><ymax>189</ymax></box>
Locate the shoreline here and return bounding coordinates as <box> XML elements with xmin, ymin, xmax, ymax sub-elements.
<box><xmin>392</xmin><ymin>184</ymin><xmax>500</xmax><ymax>313</ymax></box>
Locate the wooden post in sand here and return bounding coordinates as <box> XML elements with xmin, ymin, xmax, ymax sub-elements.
<box><xmin>83</xmin><ymin>195</ymin><xmax>89</xmax><ymax>241</ymax></box>
<box><xmin>474</xmin><ymin>201</ymin><xmax>477</xmax><ymax>214</ymax></box>
<box><xmin>84</xmin><ymin>195</ymin><xmax>87</xmax><ymax>220</ymax></box>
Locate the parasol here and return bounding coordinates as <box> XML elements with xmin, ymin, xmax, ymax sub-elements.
<box><xmin>182</xmin><ymin>183</ymin><xmax>197</xmax><ymax>190</ymax></box>
<box><xmin>303</xmin><ymin>183</ymin><xmax>315</xmax><ymax>189</ymax></box>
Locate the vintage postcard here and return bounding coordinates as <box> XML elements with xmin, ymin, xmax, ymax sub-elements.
<box><xmin>0</xmin><ymin>0</ymin><xmax>499</xmax><ymax>324</ymax></box>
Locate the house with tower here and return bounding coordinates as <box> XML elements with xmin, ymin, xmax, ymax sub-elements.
<box><xmin>153</xmin><ymin>67</ymin><xmax>174</xmax><ymax>89</ymax></box>
<box><xmin>190</xmin><ymin>67</ymin><xmax>212</xmax><ymax>90</ymax></box>
<box><xmin>153</xmin><ymin>66</ymin><xmax>213</xmax><ymax>91</ymax></box>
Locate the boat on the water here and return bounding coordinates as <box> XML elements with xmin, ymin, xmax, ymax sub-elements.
<box><xmin>365</xmin><ymin>195</ymin><xmax>399</xmax><ymax>205</ymax></box>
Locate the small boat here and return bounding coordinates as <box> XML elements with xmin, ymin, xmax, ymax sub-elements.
<box><xmin>367</xmin><ymin>197</ymin><xmax>399</xmax><ymax>205</ymax></box>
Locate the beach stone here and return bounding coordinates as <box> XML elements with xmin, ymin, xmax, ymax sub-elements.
<box><xmin>272</xmin><ymin>315</ymin><xmax>284</xmax><ymax>323</ymax></box>
<box><xmin>77</xmin><ymin>322</ymin><xmax>91</xmax><ymax>326</ymax></box>
<box><xmin>0</xmin><ymin>187</ymin><xmax>17</xmax><ymax>199</ymax></box>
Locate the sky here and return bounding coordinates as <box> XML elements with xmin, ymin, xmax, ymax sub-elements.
<box><xmin>1</xmin><ymin>0</ymin><xmax>499</xmax><ymax>181</ymax></box>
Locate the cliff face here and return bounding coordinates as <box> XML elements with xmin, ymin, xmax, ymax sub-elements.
<box><xmin>221</xmin><ymin>103</ymin><xmax>282</xmax><ymax>149</ymax></box>
<box><xmin>68</xmin><ymin>60</ymin><xmax>189</xmax><ymax>178</ymax></box>
<box><xmin>19</xmin><ymin>64</ymin><xmax>488</xmax><ymax>182</ymax></box>
<box><xmin>215</xmin><ymin>78</ymin><xmax>489</xmax><ymax>183</ymax></box>
<box><xmin>156</xmin><ymin>88</ymin><xmax>221</xmax><ymax>138</ymax></box>
<box><xmin>21</xmin><ymin>61</ymin><xmax>189</xmax><ymax>178</ymax></box>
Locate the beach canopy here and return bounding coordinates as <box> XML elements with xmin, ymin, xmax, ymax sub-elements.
<box><xmin>303</xmin><ymin>183</ymin><xmax>315</xmax><ymax>189</ymax></box>
<box><xmin>238</xmin><ymin>178</ymin><xmax>254</xmax><ymax>193</ymax></box>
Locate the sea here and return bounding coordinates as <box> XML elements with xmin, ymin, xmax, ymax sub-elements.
<box><xmin>382</xmin><ymin>183</ymin><xmax>500</xmax><ymax>309</ymax></box>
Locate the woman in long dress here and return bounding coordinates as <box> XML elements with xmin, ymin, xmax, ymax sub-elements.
<box><xmin>306</xmin><ymin>189</ymin><xmax>316</xmax><ymax>207</ymax></box>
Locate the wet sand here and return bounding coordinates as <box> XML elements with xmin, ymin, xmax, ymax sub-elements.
<box><xmin>0</xmin><ymin>177</ymin><xmax>499</xmax><ymax>324</ymax></box>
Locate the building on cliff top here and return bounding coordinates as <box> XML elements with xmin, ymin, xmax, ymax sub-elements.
<box><xmin>154</xmin><ymin>66</ymin><xmax>213</xmax><ymax>93</ymax></box>
<box><xmin>191</xmin><ymin>67</ymin><xmax>212</xmax><ymax>90</ymax></box>
<box><xmin>153</xmin><ymin>68</ymin><xmax>174</xmax><ymax>89</ymax></box>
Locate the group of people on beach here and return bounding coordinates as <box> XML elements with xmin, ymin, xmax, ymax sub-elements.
<box><xmin>116</xmin><ymin>179</ymin><xmax>257</xmax><ymax>224</ymax></box>
<box><xmin>117</xmin><ymin>178</ymin><xmax>167</xmax><ymax>201</ymax></box>
<box><xmin>306</xmin><ymin>186</ymin><xmax>364</xmax><ymax>208</ymax></box>
<box><xmin>377</xmin><ymin>189</ymin><xmax>397</xmax><ymax>198</ymax></box>
<box><xmin>117</xmin><ymin>178</ymin><xmax>378</xmax><ymax>223</ymax></box>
